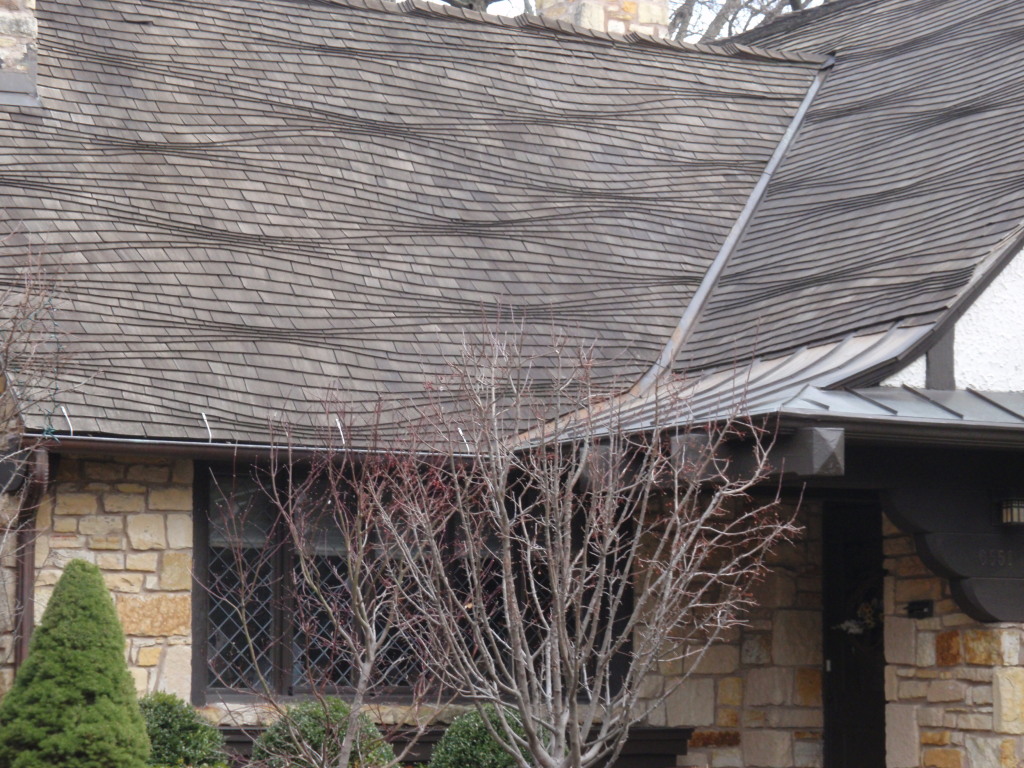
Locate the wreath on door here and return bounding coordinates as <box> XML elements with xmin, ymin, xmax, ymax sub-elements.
<box><xmin>832</xmin><ymin>572</ymin><xmax>884</xmax><ymax>652</ymax></box>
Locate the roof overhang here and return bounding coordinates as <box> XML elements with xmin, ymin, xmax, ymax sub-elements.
<box><xmin>777</xmin><ymin>386</ymin><xmax>1024</xmax><ymax>450</ymax></box>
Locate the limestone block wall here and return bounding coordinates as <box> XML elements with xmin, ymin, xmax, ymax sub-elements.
<box><xmin>883</xmin><ymin>515</ymin><xmax>1024</xmax><ymax>768</ymax></box>
<box><xmin>0</xmin><ymin>493</ymin><xmax>21</xmax><ymax>695</ymax></box>
<box><xmin>641</xmin><ymin>502</ymin><xmax>824</xmax><ymax>768</ymax></box>
<box><xmin>534</xmin><ymin>0</ymin><xmax>668</xmax><ymax>38</ymax></box>
<box><xmin>0</xmin><ymin>0</ymin><xmax>35</xmax><ymax>75</ymax></box>
<box><xmin>32</xmin><ymin>453</ymin><xmax>194</xmax><ymax>700</ymax></box>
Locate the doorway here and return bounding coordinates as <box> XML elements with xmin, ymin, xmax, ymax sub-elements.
<box><xmin>822</xmin><ymin>502</ymin><xmax>886</xmax><ymax>768</ymax></box>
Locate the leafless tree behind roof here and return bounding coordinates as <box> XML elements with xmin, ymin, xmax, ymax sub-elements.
<box><xmin>669</xmin><ymin>0</ymin><xmax>827</xmax><ymax>43</ymax></box>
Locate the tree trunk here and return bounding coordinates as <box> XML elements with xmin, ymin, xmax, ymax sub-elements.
<box><xmin>668</xmin><ymin>0</ymin><xmax>700</xmax><ymax>42</ymax></box>
<box><xmin>700</xmin><ymin>0</ymin><xmax>744</xmax><ymax>42</ymax></box>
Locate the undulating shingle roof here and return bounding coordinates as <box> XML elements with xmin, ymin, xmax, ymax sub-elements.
<box><xmin>605</xmin><ymin>0</ymin><xmax>1024</xmax><ymax>434</ymax></box>
<box><xmin>2</xmin><ymin>0</ymin><xmax>1023</xmax><ymax>445</ymax></box>
<box><xmin>679</xmin><ymin>0</ymin><xmax>1024</xmax><ymax>374</ymax></box>
<box><xmin>0</xmin><ymin>0</ymin><xmax>822</xmax><ymax>442</ymax></box>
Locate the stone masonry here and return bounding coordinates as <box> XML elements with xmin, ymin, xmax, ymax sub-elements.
<box><xmin>640</xmin><ymin>501</ymin><xmax>824</xmax><ymax>768</ymax></box>
<box><xmin>534</xmin><ymin>0</ymin><xmax>669</xmax><ymax>38</ymax></box>
<box><xmin>883</xmin><ymin>514</ymin><xmax>1024</xmax><ymax>768</ymax></box>
<box><xmin>0</xmin><ymin>493</ymin><xmax>20</xmax><ymax>695</ymax></box>
<box><xmin>0</xmin><ymin>0</ymin><xmax>35</xmax><ymax>74</ymax></box>
<box><xmin>31</xmin><ymin>453</ymin><xmax>194</xmax><ymax>700</ymax></box>
<box><xmin>10</xmin><ymin>457</ymin><xmax>1024</xmax><ymax>768</ymax></box>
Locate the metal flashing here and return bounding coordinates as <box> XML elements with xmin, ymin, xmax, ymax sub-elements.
<box><xmin>0</xmin><ymin>64</ymin><xmax>39</xmax><ymax>108</ymax></box>
<box><xmin>631</xmin><ymin>57</ymin><xmax>834</xmax><ymax>397</ymax></box>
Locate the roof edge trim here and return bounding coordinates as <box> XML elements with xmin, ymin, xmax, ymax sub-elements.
<box><xmin>326</xmin><ymin>0</ymin><xmax>829</xmax><ymax>65</ymax></box>
<box><xmin>778</xmin><ymin>412</ymin><xmax>1024</xmax><ymax>451</ymax></box>
<box><xmin>630</xmin><ymin>56</ymin><xmax>835</xmax><ymax>397</ymax></box>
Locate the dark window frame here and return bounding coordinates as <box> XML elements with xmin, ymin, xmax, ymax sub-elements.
<box><xmin>192</xmin><ymin>461</ymin><xmax>421</xmax><ymax>705</ymax></box>
<box><xmin>191</xmin><ymin>460</ymin><xmax>631</xmax><ymax>707</ymax></box>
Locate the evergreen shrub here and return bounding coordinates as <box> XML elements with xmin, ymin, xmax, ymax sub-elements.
<box><xmin>428</xmin><ymin>706</ymin><xmax>528</xmax><ymax>768</ymax></box>
<box><xmin>139</xmin><ymin>691</ymin><xmax>227</xmax><ymax>768</ymax></box>
<box><xmin>0</xmin><ymin>558</ymin><xmax>150</xmax><ymax>768</ymax></box>
<box><xmin>251</xmin><ymin>697</ymin><xmax>394</xmax><ymax>768</ymax></box>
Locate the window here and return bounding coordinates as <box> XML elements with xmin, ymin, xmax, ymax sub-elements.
<box><xmin>193</xmin><ymin>463</ymin><xmax>619</xmax><ymax>704</ymax></box>
<box><xmin>196</xmin><ymin>466</ymin><xmax>417</xmax><ymax>699</ymax></box>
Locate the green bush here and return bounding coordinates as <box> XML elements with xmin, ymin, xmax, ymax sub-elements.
<box><xmin>0</xmin><ymin>559</ymin><xmax>150</xmax><ymax>768</ymax></box>
<box><xmin>251</xmin><ymin>698</ymin><xmax>394</xmax><ymax>768</ymax></box>
<box><xmin>428</xmin><ymin>706</ymin><xmax>528</xmax><ymax>768</ymax></box>
<box><xmin>139</xmin><ymin>692</ymin><xmax>227</xmax><ymax>768</ymax></box>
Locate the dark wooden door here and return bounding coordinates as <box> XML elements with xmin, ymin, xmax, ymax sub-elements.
<box><xmin>823</xmin><ymin>502</ymin><xmax>886</xmax><ymax>768</ymax></box>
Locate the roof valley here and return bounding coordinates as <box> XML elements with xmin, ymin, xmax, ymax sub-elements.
<box><xmin>630</xmin><ymin>56</ymin><xmax>835</xmax><ymax>397</ymax></box>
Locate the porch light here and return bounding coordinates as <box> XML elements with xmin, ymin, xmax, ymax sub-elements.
<box><xmin>1001</xmin><ymin>498</ymin><xmax>1024</xmax><ymax>526</ymax></box>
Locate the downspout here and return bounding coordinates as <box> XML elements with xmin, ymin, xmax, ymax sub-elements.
<box><xmin>13</xmin><ymin>446</ymin><xmax>49</xmax><ymax>667</ymax></box>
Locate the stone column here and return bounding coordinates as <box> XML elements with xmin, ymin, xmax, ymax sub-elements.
<box><xmin>534</xmin><ymin>0</ymin><xmax>669</xmax><ymax>38</ymax></box>
<box><xmin>0</xmin><ymin>0</ymin><xmax>37</xmax><ymax>104</ymax></box>
<box><xmin>883</xmin><ymin>514</ymin><xmax>1024</xmax><ymax>768</ymax></box>
<box><xmin>639</xmin><ymin>501</ymin><xmax>825</xmax><ymax>768</ymax></box>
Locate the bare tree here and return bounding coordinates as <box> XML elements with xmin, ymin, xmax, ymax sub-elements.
<box><xmin>669</xmin><ymin>0</ymin><xmax>827</xmax><ymax>43</ymax></box>
<box><xmin>220</xmin><ymin>334</ymin><xmax>797</xmax><ymax>768</ymax></box>
<box><xmin>440</xmin><ymin>0</ymin><xmax>824</xmax><ymax>36</ymax></box>
<box><xmin>205</xmin><ymin>446</ymin><xmax>446</xmax><ymax>768</ymax></box>
<box><xmin>370</xmin><ymin>337</ymin><xmax>795</xmax><ymax>768</ymax></box>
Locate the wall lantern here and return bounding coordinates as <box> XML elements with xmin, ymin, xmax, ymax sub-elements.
<box><xmin>1001</xmin><ymin>498</ymin><xmax>1024</xmax><ymax>526</ymax></box>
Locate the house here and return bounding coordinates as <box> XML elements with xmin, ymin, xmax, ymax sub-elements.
<box><xmin>1</xmin><ymin>0</ymin><xmax>1024</xmax><ymax>766</ymax></box>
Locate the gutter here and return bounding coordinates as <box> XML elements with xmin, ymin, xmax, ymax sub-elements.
<box><xmin>24</xmin><ymin>433</ymin><xmax>479</xmax><ymax>461</ymax></box>
<box><xmin>27</xmin><ymin>433</ymin><xmax>293</xmax><ymax>461</ymax></box>
<box><xmin>779</xmin><ymin>412</ymin><xmax>1024</xmax><ymax>451</ymax></box>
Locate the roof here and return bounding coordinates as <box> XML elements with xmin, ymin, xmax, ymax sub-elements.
<box><xmin>609</xmin><ymin>0</ymin><xmax>1024</xmax><ymax>433</ymax></box>
<box><xmin>779</xmin><ymin>386</ymin><xmax>1024</xmax><ymax>448</ymax></box>
<box><xmin>0</xmin><ymin>0</ymin><xmax>821</xmax><ymax>443</ymax></box>
<box><xmin>2</xmin><ymin>0</ymin><xmax>1024</xmax><ymax>447</ymax></box>
<box><xmin>679</xmin><ymin>0</ymin><xmax>1024</xmax><ymax>371</ymax></box>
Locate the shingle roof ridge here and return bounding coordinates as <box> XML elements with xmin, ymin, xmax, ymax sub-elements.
<box><xmin>728</xmin><ymin>0</ymin><xmax>872</xmax><ymax>46</ymax></box>
<box><xmin>319</xmin><ymin>0</ymin><xmax>830</xmax><ymax>66</ymax></box>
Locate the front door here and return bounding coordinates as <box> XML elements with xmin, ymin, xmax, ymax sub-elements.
<box><xmin>823</xmin><ymin>502</ymin><xmax>886</xmax><ymax>768</ymax></box>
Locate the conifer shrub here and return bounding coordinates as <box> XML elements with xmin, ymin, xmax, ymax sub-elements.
<box><xmin>139</xmin><ymin>691</ymin><xmax>227</xmax><ymax>768</ymax></box>
<box><xmin>251</xmin><ymin>698</ymin><xmax>394</xmax><ymax>768</ymax></box>
<box><xmin>0</xmin><ymin>558</ymin><xmax>150</xmax><ymax>768</ymax></box>
<box><xmin>428</xmin><ymin>706</ymin><xmax>528</xmax><ymax>768</ymax></box>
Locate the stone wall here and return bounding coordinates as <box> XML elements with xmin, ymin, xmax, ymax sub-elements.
<box><xmin>0</xmin><ymin>492</ymin><xmax>21</xmax><ymax>695</ymax></box>
<box><xmin>0</xmin><ymin>0</ymin><xmax>35</xmax><ymax>75</ymax></box>
<box><xmin>883</xmin><ymin>515</ymin><xmax>1024</xmax><ymax>768</ymax></box>
<box><xmin>14</xmin><ymin>457</ymin><xmax>1024</xmax><ymax>768</ymax></box>
<box><xmin>534</xmin><ymin>0</ymin><xmax>668</xmax><ymax>38</ymax></box>
<box><xmin>32</xmin><ymin>453</ymin><xmax>194</xmax><ymax>700</ymax></box>
<box><xmin>640</xmin><ymin>501</ymin><xmax>824</xmax><ymax>768</ymax></box>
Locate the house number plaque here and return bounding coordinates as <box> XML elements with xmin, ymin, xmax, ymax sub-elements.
<box><xmin>920</xmin><ymin>533</ymin><xmax>1024</xmax><ymax>579</ymax></box>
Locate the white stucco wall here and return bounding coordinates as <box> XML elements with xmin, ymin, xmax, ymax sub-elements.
<box><xmin>880</xmin><ymin>354</ymin><xmax>926</xmax><ymax>388</ymax></box>
<box><xmin>954</xmin><ymin>248</ymin><xmax>1024</xmax><ymax>391</ymax></box>
<box><xmin>879</xmin><ymin>248</ymin><xmax>1024</xmax><ymax>392</ymax></box>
